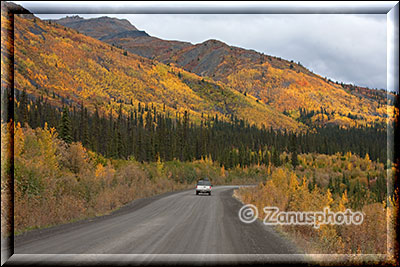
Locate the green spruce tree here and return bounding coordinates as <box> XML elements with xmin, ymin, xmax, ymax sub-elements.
<box><xmin>59</xmin><ymin>106</ymin><xmax>73</xmax><ymax>144</ymax></box>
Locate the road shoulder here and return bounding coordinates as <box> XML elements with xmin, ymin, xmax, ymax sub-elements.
<box><xmin>14</xmin><ymin>188</ymin><xmax>192</xmax><ymax>246</ymax></box>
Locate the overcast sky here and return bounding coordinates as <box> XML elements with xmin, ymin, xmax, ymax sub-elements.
<box><xmin>15</xmin><ymin>2</ymin><xmax>394</xmax><ymax>91</ymax></box>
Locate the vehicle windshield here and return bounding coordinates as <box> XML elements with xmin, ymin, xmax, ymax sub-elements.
<box><xmin>197</xmin><ymin>180</ymin><xmax>211</xmax><ymax>185</ymax></box>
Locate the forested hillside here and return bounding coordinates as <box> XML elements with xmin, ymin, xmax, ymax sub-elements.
<box><xmin>156</xmin><ymin>39</ymin><xmax>393</xmax><ymax>127</ymax></box>
<box><xmin>52</xmin><ymin>16</ymin><xmax>394</xmax><ymax>128</ymax></box>
<box><xmin>3</xmin><ymin>7</ymin><xmax>391</xmax><ymax>168</ymax></box>
<box><xmin>12</xmin><ymin>13</ymin><xmax>301</xmax><ymax>131</ymax></box>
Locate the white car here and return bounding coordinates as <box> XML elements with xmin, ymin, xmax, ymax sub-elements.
<box><xmin>195</xmin><ymin>180</ymin><xmax>212</xmax><ymax>195</ymax></box>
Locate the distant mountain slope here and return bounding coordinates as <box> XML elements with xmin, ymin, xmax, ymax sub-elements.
<box><xmin>157</xmin><ymin>39</ymin><xmax>391</xmax><ymax>127</ymax></box>
<box><xmin>51</xmin><ymin>16</ymin><xmax>392</xmax><ymax>128</ymax></box>
<box><xmin>53</xmin><ymin>16</ymin><xmax>143</xmax><ymax>39</ymax></box>
<box><xmin>51</xmin><ymin>16</ymin><xmax>192</xmax><ymax>59</ymax></box>
<box><xmin>11</xmin><ymin>11</ymin><xmax>302</xmax><ymax>131</ymax></box>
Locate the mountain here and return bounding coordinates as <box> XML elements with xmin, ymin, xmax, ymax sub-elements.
<box><xmin>52</xmin><ymin>15</ymin><xmax>144</xmax><ymax>39</ymax></box>
<box><xmin>3</xmin><ymin>5</ymin><xmax>393</xmax><ymax>132</ymax></box>
<box><xmin>51</xmin><ymin>16</ymin><xmax>393</xmax><ymax>128</ymax></box>
<box><xmin>8</xmin><ymin>9</ymin><xmax>302</xmax><ymax>131</ymax></box>
<box><xmin>50</xmin><ymin>16</ymin><xmax>192</xmax><ymax>59</ymax></box>
<box><xmin>159</xmin><ymin>39</ymin><xmax>391</xmax><ymax>126</ymax></box>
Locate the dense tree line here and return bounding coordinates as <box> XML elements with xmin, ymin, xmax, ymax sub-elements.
<box><xmin>11</xmin><ymin>89</ymin><xmax>388</xmax><ymax>168</ymax></box>
<box><xmin>284</xmin><ymin>107</ymin><xmax>387</xmax><ymax>127</ymax></box>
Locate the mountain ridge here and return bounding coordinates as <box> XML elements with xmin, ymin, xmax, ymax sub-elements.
<box><xmin>51</xmin><ymin>15</ymin><xmax>142</xmax><ymax>40</ymax></box>
<box><xmin>49</xmin><ymin>16</ymin><xmax>192</xmax><ymax>59</ymax></box>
